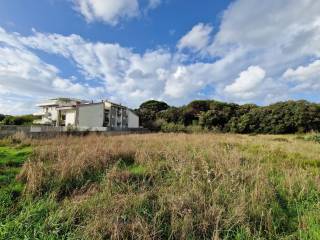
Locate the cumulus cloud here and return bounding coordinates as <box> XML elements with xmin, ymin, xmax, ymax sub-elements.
<box><xmin>177</xmin><ymin>23</ymin><xmax>213</xmax><ymax>53</ymax></box>
<box><xmin>0</xmin><ymin>28</ymin><xmax>104</xmax><ymax>114</ymax></box>
<box><xmin>283</xmin><ymin>60</ymin><xmax>320</xmax><ymax>91</ymax></box>
<box><xmin>203</xmin><ymin>0</ymin><xmax>320</xmax><ymax>103</ymax></box>
<box><xmin>283</xmin><ymin>60</ymin><xmax>320</xmax><ymax>81</ymax></box>
<box><xmin>72</xmin><ymin>0</ymin><xmax>162</xmax><ymax>25</ymax></box>
<box><xmin>20</xmin><ymin>30</ymin><xmax>219</xmax><ymax>106</ymax></box>
<box><xmin>164</xmin><ymin>64</ymin><xmax>209</xmax><ymax>98</ymax></box>
<box><xmin>224</xmin><ymin>66</ymin><xmax>266</xmax><ymax>96</ymax></box>
<box><xmin>208</xmin><ymin>0</ymin><xmax>320</xmax><ymax>68</ymax></box>
<box><xmin>211</xmin><ymin>0</ymin><xmax>320</xmax><ymax>52</ymax></box>
<box><xmin>222</xmin><ymin>66</ymin><xmax>288</xmax><ymax>103</ymax></box>
<box><xmin>173</xmin><ymin>0</ymin><xmax>320</xmax><ymax>103</ymax></box>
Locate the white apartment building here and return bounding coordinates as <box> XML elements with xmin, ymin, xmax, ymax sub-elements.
<box><xmin>34</xmin><ymin>98</ymin><xmax>139</xmax><ymax>130</ymax></box>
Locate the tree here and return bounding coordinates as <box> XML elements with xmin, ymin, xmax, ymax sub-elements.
<box><xmin>187</xmin><ymin>100</ymin><xmax>211</xmax><ymax>112</ymax></box>
<box><xmin>2</xmin><ymin>115</ymin><xmax>36</xmax><ymax>126</ymax></box>
<box><xmin>229</xmin><ymin>101</ymin><xmax>320</xmax><ymax>134</ymax></box>
<box><xmin>197</xmin><ymin>101</ymin><xmax>240</xmax><ymax>131</ymax></box>
<box><xmin>157</xmin><ymin>107</ymin><xmax>183</xmax><ymax>124</ymax></box>
<box><xmin>138</xmin><ymin>100</ymin><xmax>170</xmax><ymax>130</ymax></box>
<box><xmin>136</xmin><ymin>98</ymin><xmax>320</xmax><ymax>134</ymax></box>
<box><xmin>0</xmin><ymin>114</ymin><xmax>5</xmax><ymax>122</ymax></box>
<box><xmin>181</xmin><ymin>100</ymin><xmax>212</xmax><ymax>126</ymax></box>
<box><xmin>139</xmin><ymin>100</ymin><xmax>170</xmax><ymax>112</ymax></box>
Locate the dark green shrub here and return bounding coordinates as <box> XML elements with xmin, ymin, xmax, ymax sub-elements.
<box><xmin>2</xmin><ymin>115</ymin><xmax>37</xmax><ymax>126</ymax></box>
<box><xmin>161</xmin><ymin>122</ymin><xmax>186</xmax><ymax>133</ymax></box>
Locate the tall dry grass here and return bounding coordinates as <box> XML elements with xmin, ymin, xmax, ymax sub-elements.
<box><xmin>16</xmin><ymin>133</ymin><xmax>320</xmax><ymax>239</ymax></box>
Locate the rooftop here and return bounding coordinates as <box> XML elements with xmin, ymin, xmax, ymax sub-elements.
<box><xmin>36</xmin><ymin>98</ymin><xmax>130</xmax><ymax>109</ymax></box>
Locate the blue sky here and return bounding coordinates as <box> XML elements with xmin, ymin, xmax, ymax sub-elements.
<box><xmin>0</xmin><ymin>0</ymin><xmax>320</xmax><ymax>114</ymax></box>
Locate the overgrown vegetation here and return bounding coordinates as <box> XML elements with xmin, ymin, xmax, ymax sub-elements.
<box><xmin>1</xmin><ymin>133</ymin><xmax>320</xmax><ymax>239</ymax></box>
<box><xmin>0</xmin><ymin>134</ymin><xmax>32</xmax><ymax>224</ymax></box>
<box><xmin>0</xmin><ymin>114</ymin><xmax>5</xmax><ymax>122</ymax></box>
<box><xmin>302</xmin><ymin>133</ymin><xmax>320</xmax><ymax>144</ymax></box>
<box><xmin>0</xmin><ymin>114</ymin><xmax>38</xmax><ymax>126</ymax></box>
<box><xmin>137</xmin><ymin>99</ymin><xmax>320</xmax><ymax>134</ymax></box>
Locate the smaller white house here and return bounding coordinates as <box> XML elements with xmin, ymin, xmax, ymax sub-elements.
<box><xmin>34</xmin><ymin>98</ymin><xmax>140</xmax><ymax>130</ymax></box>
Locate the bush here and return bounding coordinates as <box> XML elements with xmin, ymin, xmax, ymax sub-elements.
<box><xmin>304</xmin><ymin>134</ymin><xmax>320</xmax><ymax>143</ymax></box>
<box><xmin>0</xmin><ymin>114</ymin><xmax>5</xmax><ymax>122</ymax></box>
<box><xmin>185</xmin><ymin>125</ymin><xmax>207</xmax><ymax>133</ymax></box>
<box><xmin>2</xmin><ymin>115</ymin><xmax>36</xmax><ymax>126</ymax></box>
<box><xmin>137</xmin><ymin>100</ymin><xmax>169</xmax><ymax>130</ymax></box>
<box><xmin>230</xmin><ymin>101</ymin><xmax>320</xmax><ymax>134</ymax></box>
<box><xmin>161</xmin><ymin>122</ymin><xmax>186</xmax><ymax>133</ymax></box>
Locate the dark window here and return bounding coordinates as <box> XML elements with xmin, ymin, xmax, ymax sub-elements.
<box><xmin>59</xmin><ymin>112</ymin><xmax>66</xmax><ymax>126</ymax></box>
<box><xmin>103</xmin><ymin>110</ymin><xmax>110</xmax><ymax>127</ymax></box>
<box><xmin>117</xmin><ymin>108</ymin><xmax>122</xmax><ymax>116</ymax></box>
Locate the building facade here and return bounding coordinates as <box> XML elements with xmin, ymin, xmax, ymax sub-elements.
<box><xmin>34</xmin><ymin>98</ymin><xmax>140</xmax><ymax>130</ymax></box>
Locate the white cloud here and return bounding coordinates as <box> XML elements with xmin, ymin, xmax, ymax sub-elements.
<box><xmin>283</xmin><ymin>60</ymin><xmax>320</xmax><ymax>81</ymax></box>
<box><xmin>221</xmin><ymin>66</ymin><xmax>287</xmax><ymax>103</ymax></box>
<box><xmin>212</xmin><ymin>0</ymin><xmax>320</xmax><ymax>52</ymax></box>
<box><xmin>0</xmin><ymin>97</ymin><xmax>38</xmax><ymax>115</ymax></box>
<box><xmin>224</xmin><ymin>66</ymin><xmax>266</xmax><ymax>99</ymax></box>
<box><xmin>72</xmin><ymin>0</ymin><xmax>162</xmax><ymax>25</ymax></box>
<box><xmin>73</xmin><ymin>0</ymin><xmax>139</xmax><ymax>25</ymax></box>
<box><xmin>177</xmin><ymin>23</ymin><xmax>213</xmax><ymax>53</ymax></box>
<box><xmin>174</xmin><ymin>5</ymin><xmax>313</xmax><ymax>104</ymax></box>
<box><xmin>202</xmin><ymin>0</ymin><xmax>320</xmax><ymax>103</ymax></box>
<box><xmin>147</xmin><ymin>0</ymin><xmax>162</xmax><ymax>10</ymax></box>
<box><xmin>22</xmin><ymin>29</ymin><xmax>253</xmax><ymax>106</ymax></box>
<box><xmin>0</xmin><ymin>28</ymin><xmax>105</xmax><ymax>114</ymax></box>
<box><xmin>207</xmin><ymin>0</ymin><xmax>320</xmax><ymax>69</ymax></box>
<box><xmin>224</xmin><ymin>66</ymin><xmax>266</xmax><ymax>95</ymax></box>
<box><xmin>283</xmin><ymin>60</ymin><xmax>320</xmax><ymax>91</ymax></box>
<box><xmin>164</xmin><ymin>65</ymin><xmax>207</xmax><ymax>98</ymax></box>
<box><xmin>21</xmin><ymin>30</ymin><xmax>207</xmax><ymax>106</ymax></box>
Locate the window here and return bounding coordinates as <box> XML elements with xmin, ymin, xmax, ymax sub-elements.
<box><xmin>59</xmin><ymin>112</ymin><xmax>66</xmax><ymax>126</ymax></box>
<box><xmin>117</xmin><ymin>108</ymin><xmax>122</xmax><ymax>117</ymax></box>
<box><xmin>103</xmin><ymin>110</ymin><xmax>110</xmax><ymax>127</ymax></box>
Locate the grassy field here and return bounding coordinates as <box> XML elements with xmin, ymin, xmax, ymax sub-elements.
<box><xmin>0</xmin><ymin>133</ymin><xmax>320</xmax><ymax>239</ymax></box>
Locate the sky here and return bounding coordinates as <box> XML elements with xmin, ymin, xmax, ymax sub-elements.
<box><xmin>0</xmin><ymin>0</ymin><xmax>320</xmax><ymax>115</ymax></box>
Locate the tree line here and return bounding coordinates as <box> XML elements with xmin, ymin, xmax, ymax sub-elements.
<box><xmin>136</xmin><ymin>99</ymin><xmax>320</xmax><ymax>134</ymax></box>
<box><xmin>0</xmin><ymin>114</ymin><xmax>36</xmax><ymax>126</ymax></box>
<box><xmin>2</xmin><ymin>99</ymin><xmax>320</xmax><ymax>134</ymax></box>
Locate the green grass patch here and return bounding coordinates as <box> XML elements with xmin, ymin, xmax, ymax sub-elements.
<box><xmin>0</xmin><ymin>146</ymin><xmax>32</xmax><ymax>167</ymax></box>
<box><xmin>0</xmin><ymin>146</ymin><xmax>32</xmax><ymax>188</ymax></box>
<box><xmin>0</xmin><ymin>145</ymin><xmax>32</xmax><ymax>224</ymax></box>
<box><xmin>0</xmin><ymin>197</ymin><xmax>78</xmax><ymax>240</ymax></box>
<box><xmin>300</xmin><ymin>134</ymin><xmax>320</xmax><ymax>143</ymax></box>
<box><xmin>127</xmin><ymin>164</ymin><xmax>147</xmax><ymax>175</ymax></box>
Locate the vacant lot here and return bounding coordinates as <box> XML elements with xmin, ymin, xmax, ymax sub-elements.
<box><xmin>1</xmin><ymin>133</ymin><xmax>320</xmax><ymax>239</ymax></box>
